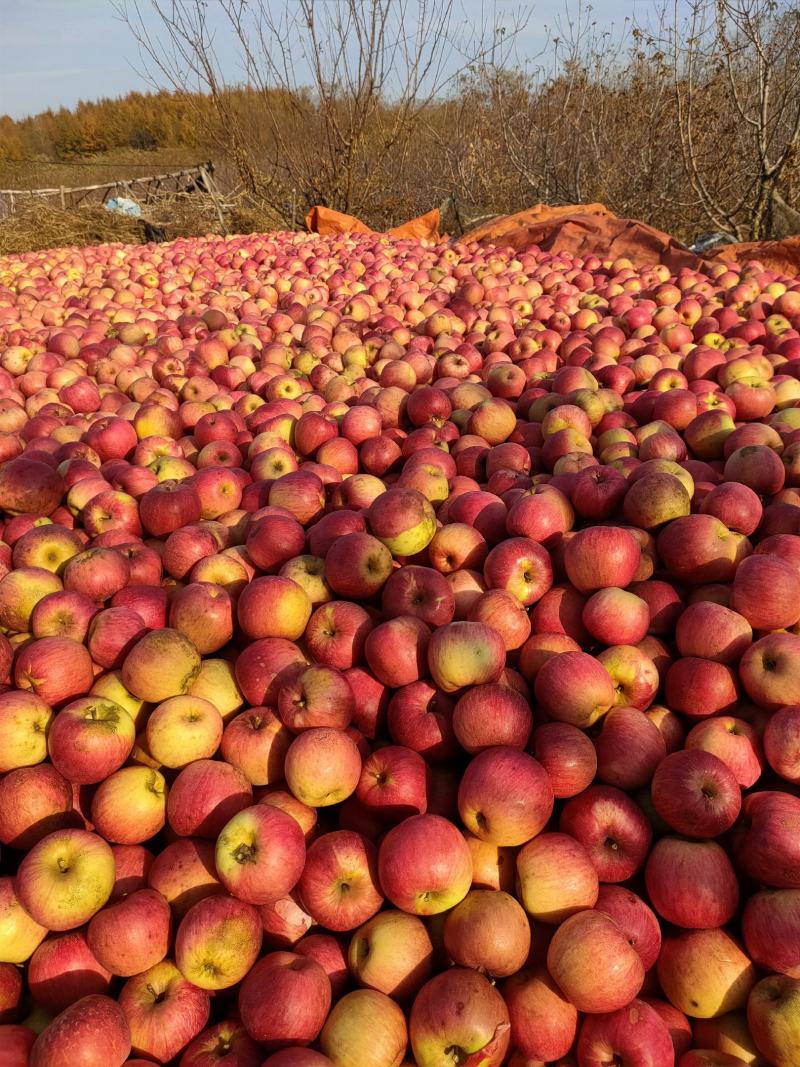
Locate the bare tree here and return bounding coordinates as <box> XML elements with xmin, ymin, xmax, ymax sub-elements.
<box><xmin>654</xmin><ymin>0</ymin><xmax>800</xmax><ymax>240</ymax></box>
<box><xmin>118</xmin><ymin>0</ymin><xmax>524</xmax><ymax>226</ymax></box>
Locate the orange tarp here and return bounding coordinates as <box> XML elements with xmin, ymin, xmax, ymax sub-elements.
<box><xmin>461</xmin><ymin>204</ymin><xmax>702</xmax><ymax>273</ymax></box>
<box><xmin>306</xmin><ymin>206</ymin><xmax>441</xmax><ymax>241</ymax></box>
<box><xmin>709</xmin><ymin>235</ymin><xmax>800</xmax><ymax>276</ymax></box>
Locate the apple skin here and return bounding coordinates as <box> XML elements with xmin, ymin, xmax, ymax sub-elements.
<box><xmin>651</xmin><ymin>750</ymin><xmax>741</xmax><ymax>839</ymax></box>
<box><xmin>0</xmin><ymin>875</ymin><xmax>48</xmax><ymax>964</ymax></box>
<box><xmin>16</xmin><ymin>829</ymin><xmax>115</xmax><ymax>932</ymax></box>
<box><xmin>645</xmin><ymin>837</ymin><xmax>739</xmax><ymax>929</ymax></box>
<box><xmin>297</xmin><ymin>830</ymin><xmax>383</xmax><ymax>932</ymax></box>
<box><xmin>380</xmin><ymin>565</ymin><xmax>455</xmax><ymax>627</ymax></box>
<box><xmin>364</xmin><ymin>615</ymin><xmax>432</xmax><ymax>688</ymax></box>
<box><xmin>740</xmin><ymin>633</ymin><xmax>800</xmax><ymax>711</ymax></box>
<box><xmin>684</xmin><ymin>716</ymin><xmax>763</xmax><ymax>789</ymax></box>
<box><xmin>147</xmin><ymin>838</ymin><xmax>224</xmax><ymax>920</ymax></box>
<box><xmin>28</xmin><ymin>995</ymin><xmax>131</xmax><ymax>1067</ymax></box>
<box><xmin>236</xmin><ymin>576</ymin><xmax>312</xmax><ymax>642</ymax></box>
<box><xmin>175</xmin><ymin>893</ymin><xmax>262</xmax><ymax>991</ymax></box>
<box><xmin>534</xmin><ymin>651</ymin><xmax>615</xmax><ymax>729</ymax></box>
<box><xmin>0</xmin><ymin>961</ymin><xmax>22</xmax><ymax>1023</ymax></box>
<box><xmin>118</xmin><ymin>958</ymin><xmax>210</xmax><ymax>1063</ymax></box>
<box><xmin>742</xmin><ymin>889</ymin><xmax>800</xmax><ymax>978</ymax></box>
<box><xmin>458</xmin><ymin>747</ymin><xmax>553</xmax><ymax>847</ymax></box>
<box><xmin>657</xmin><ymin>928</ymin><xmax>757</xmax><ymax>1019</ymax></box>
<box><xmin>214</xmin><ymin>804</ymin><xmax>306</xmax><ymax>906</ymax></box>
<box><xmin>167</xmin><ymin>759</ymin><xmax>253</xmax><ymax>839</ymax></box>
<box><xmin>284</xmin><ymin>728</ymin><xmax>362</xmax><ymax>808</ymax></box>
<box><xmin>28</xmin><ymin>931</ymin><xmax>112</xmax><ymax>1014</ymax></box>
<box><xmin>452</xmin><ymin>683</ymin><xmax>532</xmax><ymax>753</ymax></box>
<box><xmin>594</xmin><ymin>885</ymin><xmax>662</xmax><ymax>972</ymax></box>
<box><xmin>502</xmin><ymin>965</ymin><xmax>578</xmax><ymax>1062</ymax></box>
<box><xmin>730</xmin><ymin>552</ymin><xmax>800</xmax><ymax>631</ymax></box>
<box><xmin>563</xmin><ymin>526</ymin><xmax>640</xmax><ymax>592</ymax></box>
<box><xmin>278</xmin><ymin>664</ymin><xmax>354</xmax><ymax>733</ymax></box>
<box><xmin>121</xmin><ymin>627</ymin><xmax>202</xmax><ymax>703</ymax></box>
<box><xmin>90</xmin><ymin>765</ymin><xmax>168</xmax><ymax>846</ymax></box>
<box><xmin>377</xmin><ymin>814</ymin><xmax>473</xmax><ymax>915</ymax></box>
<box><xmin>675</xmin><ymin>602</ymin><xmax>752</xmax><ymax>664</ymax></box>
<box><xmin>747</xmin><ymin>974</ymin><xmax>800</xmax><ymax>1067</ymax></box>
<box><xmin>530</xmin><ymin>722</ymin><xmax>597</xmax><ymax>797</ymax></box>
<box><xmin>677</xmin><ymin>1051</ymin><xmax>749</xmax><ymax>1067</ymax></box>
<box><xmin>576</xmin><ymin>998</ymin><xmax>675</xmax><ymax>1067</ymax></box>
<box><xmin>295</xmin><ymin>933</ymin><xmax>349</xmax><ymax>1000</ymax></box>
<box><xmin>764</xmin><ymin>705</ymin><xmax>800</xmax><ymax>782</ymax></box>
<box><xmin>238</xmin><ymin>951</ymin><xmax>332</xmax><ymax>1049</ymax></box>
<box><xmin>515</xmin><ymin>832</ymin><xmax>599</xmax><ymax>924</ymax></box>
<box><xmin>442</xmin><ymin>889</ymin><xmax>530</xmax><ymax>977</ymax></box>
<box><xmin>426</xmin><ymin>621</ymin><xmax>506</xmax><ymax>693</ymax></box>
<box><xmin>547</xmin><ymin>909</ymin><xmax>645</xmax><ymax>1014</ymax></box>
<box><xmin>594</xmin><ymin>706</ymin><xmax>667</xmax><ymax>790</ymax></box>
<box><xmin>86</xmin><ymin>888</ymin><xmax>171</xmax><ymax>978</ymax></box>
<box><xmin>0</xmin><ymin>764</ymin><xmax>76</xmax><ymax>848</ymax></box>
<box><xmin>482</xmin><ymin>535</ymin><xmax>553</xmax><ymax>607</ymax></box>
<box><xmin>0</xmin><ymin>456</ymin><xmax>64</xmax><ymax>517</ymax></box>
<box><xmin>46</xmin><ymin>696</ymin><xmax>135</xmax><ymax>785</ymax></box>
<box><xmin>356</xmin><ymin>745</ymin><xmax>428</xmax><ymax>822</ymax></box>
<box><xmin>14</xmin><ymin>636</ymin><xmax>95</xmax><ymax>708</ymax></box>
<box><xmin>731</xmin><ymin>790</ymin><xmax>800</xmax><ymax>888</ymax></box>
<box><xmin>559</xmin><ymin>785</ymin><xmax>652</xmax><ymax>882</ymax></box>
<box><xmin>324</xmin><ymin>533</ymin><xmax>393</xmax><ymax>600</ymax></box>
<box><xmin>177</xmin><ymin>1019</ymin><xmax>263</xmax><ymax>1067</ymax></box>
<box><xmin>386</xmin><ymin>681</ymin><xmax>458</xmax><ymax>763</ymax></box>
<box><xmin>348</xmin><ymin>910</ymin><xmax>433</xmax><ymax>1000</ymax></box>
<box><xmin>409</xmin><ymin>968</ymin><xmax>510</xmax><ymax>1067</ymax></box>
<box><xmin>367</xmin><ymin>486</ymin><xmax>436</xmax><ymax>556</ymax></box>
<box><xmin>145</xmin><ymin>694</ymin><xmax>224</xmax><ymax>770</ymax></box>
<box><xmin>221</xmin><ymin>708</ymin><xmax>292</xmax><ymax>786</ymax></box>
<box><xmin>0</xmin><ymin>1024</ymin><xmax>36</xmax><ymax>1067</ymax></box>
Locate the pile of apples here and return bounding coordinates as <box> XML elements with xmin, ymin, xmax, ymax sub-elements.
<box><xmin>1</xmin><ymin>229</ymin><xmax>800</xmax><ymax>1067</ymax></box>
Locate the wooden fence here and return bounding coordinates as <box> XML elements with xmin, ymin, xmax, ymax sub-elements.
<box><xmin>0</xmin><ymin>162</ymin><xmax>221</xmax><ymax>219</ymax></box>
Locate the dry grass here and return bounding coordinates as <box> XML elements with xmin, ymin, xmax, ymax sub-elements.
<box><xmin>0</xmin><ymin>195</ymin><xmax>286</xmax><ymax>256</ymax></box>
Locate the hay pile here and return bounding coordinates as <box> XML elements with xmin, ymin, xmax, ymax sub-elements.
<box><xmin>0</xmin><ymin>196</ymin><xmax>289</xmax><ymax>254</ymax></box>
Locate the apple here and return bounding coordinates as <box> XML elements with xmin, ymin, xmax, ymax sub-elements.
<box><xmin>515</xmin><ymin>832</ymin><xmax>599</xmax><ymax>923</ymax></box>
<box><xmin>284</xmin><ymin>728</ymin><xmax>362</xmax><ymax>808</ymax></box>
<box><xmin>147</xmin><ymin>838</ymin><xmax>224</xmax><ymax>920</ymax></box>
<box><xmin>563</xmin><ymin>526</ymin><xmax>640</xmax><ymax>592</ymax></box>
<box><xmin>16</xmin><ymin>829</ymin><xmax>115</xmax><ymax>932</ymax></box>
<box><xmin>651</xmin><ymin>750</ymin><xmax>741</xmax><ymax>838</ymax></box>
<box><xmin>221</xmin><ymin>708</ymin><xmax>293</xmax><ymax>785</ymax></box>
<box><xmin>409</xmin><ymin>968</ymin><xmax>510</xmax><ymax>1067</ymax></box>
<box><xmin>175</xmin><ymin>893</ymin><xmax>262</xmax><ymax>990</ymax></box>
<box><xmin>559</xmin><ymin>785</ymin><xmax>652</xmax><ymax>882</ymax></box>
<box><xmin>238</xmin><ymin>951</ymin><xmax>331</xmax><ymax>1048</ymax></box>
<box><xmin>121</xmin><ymin>628</ymin><xmax>202</xmax><ymax>703</ymax></box>
<box><xmin>377</xmin><ymin>814</ymin><xmax>472</xmax><ymax>915</ymax></box>
<box><xmin>14</xmin><ymin>636</ymin><xmax>95</xmax><ymax>707</ymax></box>
<box><xmin>355</xmin><ymin>745</ymin><xmax>428</xmax><ymax>822</ymax></box>
<box><xmin>167</xmin><ymin>759</ymin><xmax>252</xmax><ymax>838</ymax></box>
<box><xmin>324</xmin><ymin>533</ymin><xmax>393</xmax><ymax>599</ymax></box>
<box><xmin>364</xmin><ymin>615</ymin><xmax>432</xmax><ymax>688</ymax></box>
<box><xmin>594</xmin><ymin>885</ymin><xmax>662</xmax><ymax>971</ymax></box>
<box><xmin>740</xmin><ymin>633</ymin><xmax>800</xmax><ymax>710</ymax></box>
<box><xmin>764</xmin><ymin>704</ymin><xmax>800</xmax><ymax>782</ymax></box>
<box><xmin>119</xmin><ymin>959</ymin><xmax>210</xmax><ymax>1062</ymax></box>
<box><xmin>452</xmin><ymin>683</ymin><xmax>532</xmax><ymax>752</ymax></box>
<box><xmin>90</xmin><ymin>765</ymin><xmax>168</xmax><ymax>845</ymax></box>
<box><xmin>0</xmin><ymin>764</ymin><xmax>75</xmax><ymax>848</ymax></box>
<box><xmin>348</xmin><ymin>910</ymin><xmax>433</xmax><ymax>1000</ymax></box>
<box><xmin>46</xmin><ymin>696</ymin><xmax>135</xmax><ymax>784</ymax></box>
<box><xmin>0</xmin><ymin>876</ymin><xmax>48</xmax><ymax>964</ymax></box>
<box><xmin>658</xmin><ymin>928</ymin><xmax>757</xmax><ymax>1019</ymax></box>
<box><xmin>458</xmin><ymin>747</ymin><xmax>553</xmax><ymax>846</ymax></box>
<box><xmin>86</xmin><ymin>889</ymin><xmax>172</xmax><ymax>978</ymax></box>
<box><xmin>547</xmin><ymin>909</ymin><xmax>645</xmax><ymax>1013</ymax></box>
<box><xmin>380</xmin><ymin>565</ymin><xmax>455</xmax><ymax>627</ymax></box>
<box><xmin>178</xmin><ymin>1019</ymin><xmax>263</xmax><ymax>1067</ymax></box>
<box><xmin>747</xmin><ymin>975</ymin><xmax>800</xmax><ymax>1067</ymax></box>
<box><xmin>684</xmin><ymin>716</ymin><xmax>763</xmax><ymax>788</ymax></box>
<box><xmin>731</xmin><ymin>790</ymin><xmax>800</xmax><ymax>888</ymax></box>
<box><xmin>426</xmin><ymin>621</ymin><xmax>506</xmax><ymax>693</ymax></box>
<box><xmin>442</xmin><ymin>889</ymin><xmax>530</xmax><ymax>977</ymax></box>
<box><xmin>0</xmin><ymin>962</ymin><xmax>22</xmax><ymax>1023</ymax></box>
<box><xmin>145</xmin><ymin>694</ymin><xmax>224</xmax><ymax>768</ymax></box>
<box><xmin>298</xmin><ymin>830</ymin><xmax>383</xmax><ymax>931</ymax></box>
<box><xmin>168</xmin><ymin>582</ymin><xmax>234</xmax><ymax>653</ymax></box>
<box><xmin>386</xmin><ymin>680</ymin><xmax>458</xmax><ymax>763</ymax></box>
<box><xmin>743</xmin><ymin>889</ymin><xmax>800</xmax><ymax>977</ymax></box>
<box><xmin>530</xmin><ymin>722</ymin><xmax>597</xmax><ymax>797</ymax></box>
<box><xmin>367</xmin><ymin>486</ymin><xmax>436</xmax><ymax>556</ymax></box>
<box><xmin>645</xmin><ymin>837</ymin><xmax>739</xmax><ymax>929</ymax></box>
<box><xmin>214</xmin><ymin>803</ymin><xmax>305</xmax><ymax>906</ymax></box>
<box><xmin>594</xmin><ymin>706</ymin><xmax>667</xmax><ymax>790</ymax></box>
<box><xmin>28</xmin><ymin>931</ymin><xmax>112</xmax><ymax>1014</ymax></box>
<box><xmin>28</xmin><ymin>995</ymin><xmax>131</xmax><ymax>1067</ymax></box>
<box><xmin>534</xmin><ymin>651</ymin><xmax>615</xmax><ymax>728</ymax></box>
<box><xmin>576</xmin><ymin>999</ymin><xmax>675</xmax><ymax>1067</ymax></box>
<box><xmin>320</xmin><ymin>988</ymin><xmax>407</xmax><ymax>1067</ymax></box>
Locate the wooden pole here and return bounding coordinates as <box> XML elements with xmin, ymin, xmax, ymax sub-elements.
<box><xmin>201</xmin><ymin>166</ymin><xmax>228</xmax><ymax>236</ymax></box>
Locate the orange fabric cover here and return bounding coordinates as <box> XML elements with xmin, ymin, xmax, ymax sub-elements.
<box><xmin>388</xmin><ymin>209</ymin><xmax>441</xmax><ymax>240</ymax></box>
<box><xmin>462</xmin><ymin>203</ymin><xmax>613</xmax><ymax>244</ymax></box>
<box><xmin>709</xmin><ymin>235</ymin><xmax>800</xmax><ymax>276</ymax></box>
<box><xmin>305</xmin><ymin>206</ymin><xmax>372</xmax><ymax>236</ymax></box>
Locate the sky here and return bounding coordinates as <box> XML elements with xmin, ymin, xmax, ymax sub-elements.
<box><xmin>0</xmin><ymin>0</ymin><xmax>643</xmax><ymax>122</ymax></box>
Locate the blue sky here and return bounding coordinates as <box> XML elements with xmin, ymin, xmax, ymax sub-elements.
<box><xmin>1</xmin><ymin>0</ymin><xmax>642</xmax><ymax>121</ymax></box>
